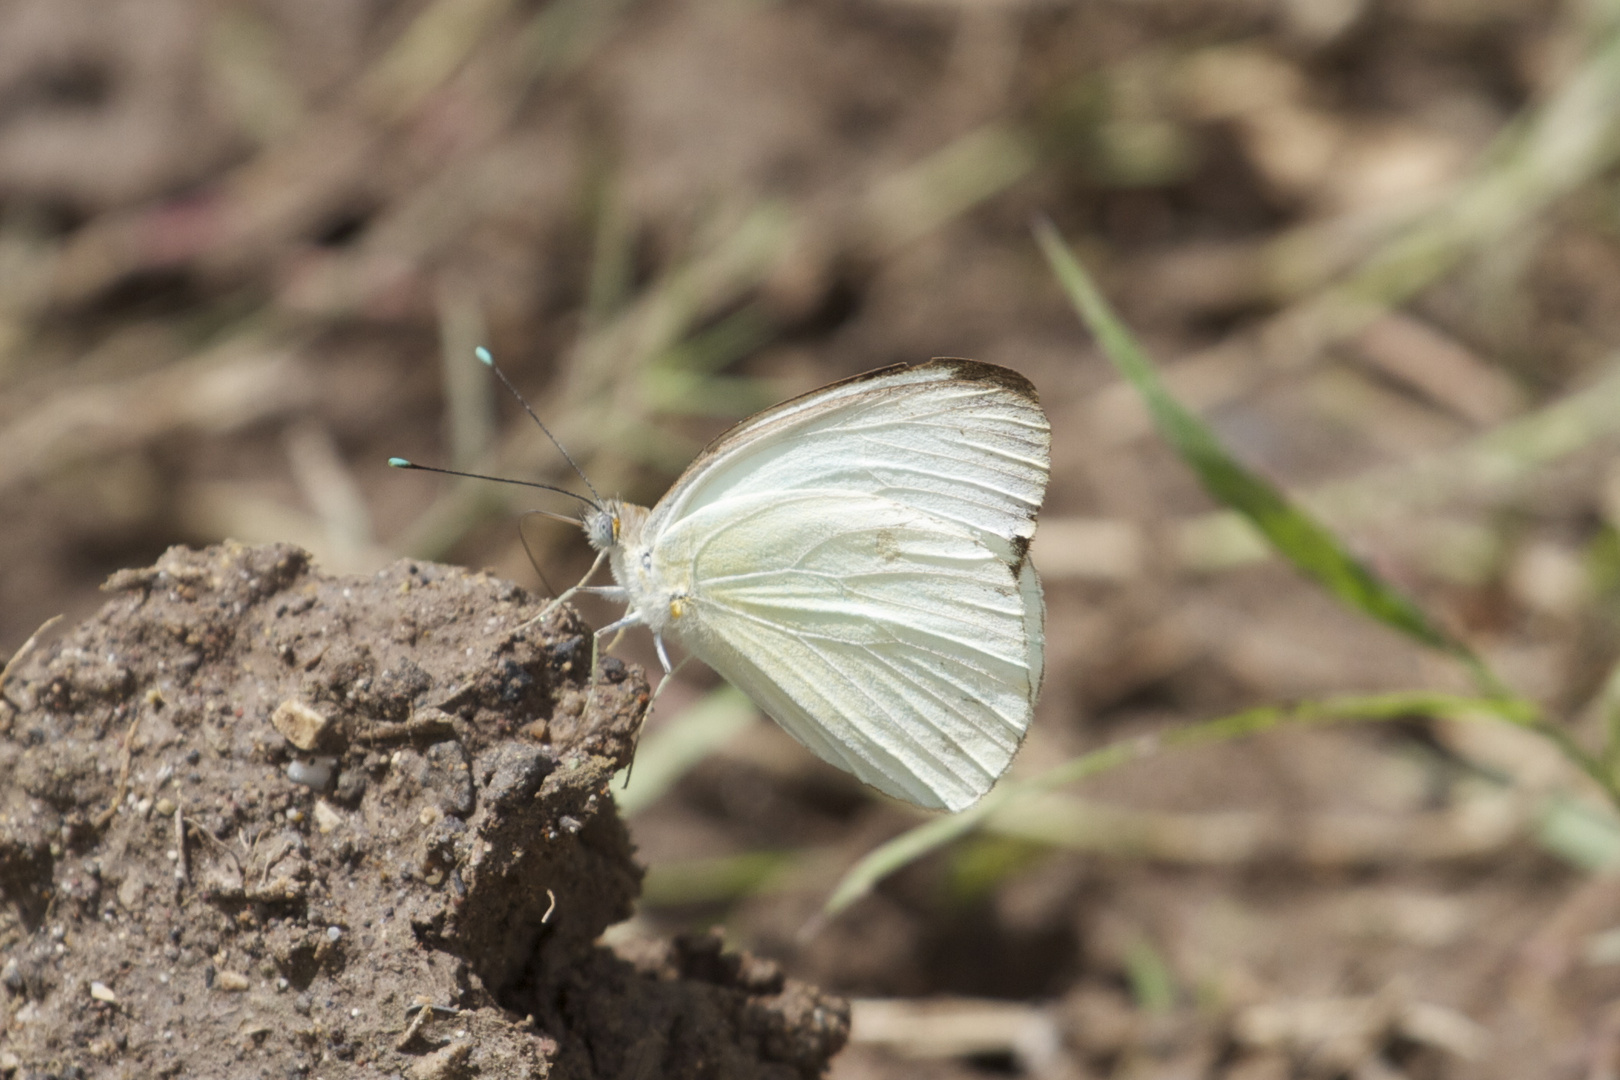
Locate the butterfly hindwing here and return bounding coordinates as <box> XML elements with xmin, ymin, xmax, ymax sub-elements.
<box><xmin>655</xmin><ymin>490</ymin><xmax>1039</xmax><ymax>810</ymax></box>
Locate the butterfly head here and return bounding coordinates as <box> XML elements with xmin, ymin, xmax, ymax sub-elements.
<box><xmin>581</xmin><ymin>499</ymin><xmax>650</xmax><ymax>554</ymax></box>
<box><xmin>581</xmin><ymin>503</ymin><xmax>618</xmax><ymax>551</ymax></box>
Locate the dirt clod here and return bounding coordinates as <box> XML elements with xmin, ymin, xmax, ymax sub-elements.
<box><xmin>270</xmin><ymin>699</ymin><xmax>334</xmax><ymax>752</ymax></box>
<box><xmin>0</xmin><ymin>543</ymin><xmax>848</xmax><ymax>1078</ymax></box>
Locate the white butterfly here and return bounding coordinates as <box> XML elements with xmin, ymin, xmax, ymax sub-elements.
<box><xmin>580</xmin><ymin>358</ymin><xmax>1050</xmax><ymax>812</ymax></box>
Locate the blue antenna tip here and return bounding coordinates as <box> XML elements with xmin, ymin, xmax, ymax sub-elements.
<box><xmin>388</xmin><ymin>457</ymin><xmax>411</xmax><ymax>468</ymax></box>
<box><xmin>475</xmin><ymin>346</ymin><xmax>493</xmax><ymax>366</ymax></box>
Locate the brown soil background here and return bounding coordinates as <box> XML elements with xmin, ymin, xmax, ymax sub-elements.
<box><xmin>3</xmin><ymin>0</ymin><xmax>1620</xmax><ymax>1077</ymax></box>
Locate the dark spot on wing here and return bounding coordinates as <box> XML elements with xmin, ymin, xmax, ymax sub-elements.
<box><xmin>1008</xmin><ymin>533</ymin><xmax>1031</xmax><ymax>571</ymax></box>
<box><xmin>874</xmin><ymin>528</ymin><xmax>902</xmax><ymax>562</ymax></box>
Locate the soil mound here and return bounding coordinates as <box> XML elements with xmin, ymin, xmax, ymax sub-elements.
<box><xmin>0</xmin><ymin>542</ymin><xmax>848</xmax><ymax>1078</ymax></box>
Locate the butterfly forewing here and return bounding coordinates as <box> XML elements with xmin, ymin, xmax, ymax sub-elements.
<box><xmin>646</xmin><ymin>360</ymin><xmax>1048</xmax><ymax>563</ymax></box>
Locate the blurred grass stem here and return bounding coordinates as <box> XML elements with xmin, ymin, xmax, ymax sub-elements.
<box><xmin>437</xmin><ymin>278</ymin><xmax>495</xmax><ymax>471</ymax></box>
<box><xmin>822</xmin><ymin>692</ymin><xmax>1537</xmax><ymax>917</ymax></box>
<box><xmin>1040</xmin><ymin>223</ymin><xmax>1620</xmax><ymax>798</ymax></box>
<box><xmin>1096</xmin><ymin>16</ymin><xmax>1620</xmax><ymax>445</ymax></box>
<box><xmin>284</xmin><ymin>421</ymin><xmax>375</xmax><ymax>570</ymax></box>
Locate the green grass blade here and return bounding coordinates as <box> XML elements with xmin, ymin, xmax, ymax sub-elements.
<box><xmin>1125</xmin><ymin>937</ymin><xmax>1178</xmax><ymax>1013</ymax></box>
<box><xmin>641</xmin><ymin>850</ymin><xmax>798</xmax><ymax>907</ymax></box>
<box><xmin>1536</xmin><ymin>792</ymin><xmax>1620</xmax><ymax>873</ymax></box>
<box><xmin>1034</xmin><ymin>220</ymin><xmax>1479</xmax><ymax>670</ymax></box>
<box><xmin>821</xmin><ymin>692</ymin><xmax>1522</xmax><ymax>917</ymax></box>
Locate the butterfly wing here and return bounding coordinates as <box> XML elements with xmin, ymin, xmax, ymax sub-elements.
<box><xmin>645</xmin><ymin>359</ymin><xmax>1049</xmax><ymax>566</ymax></box>
<box><xmin>642</xmin><ymin>360</ymin><xmax>1049</xmax><ymax>811</ymax></box>
<box><xmin>655</xmin><ymin>491</ymin><xmax>1042</xmax><ymax>811</ymax></box>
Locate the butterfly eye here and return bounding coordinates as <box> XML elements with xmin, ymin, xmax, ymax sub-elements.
<box><xmin>641</xmin><ymin>552</ymin><xmax>652</xmax><ymax>571</ymax></box>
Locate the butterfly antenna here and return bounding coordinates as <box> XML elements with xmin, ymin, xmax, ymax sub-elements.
<box><xmin>475</xmin><ymin>346</ymin><xmax>603</xmax><ymax>505</ymax></box>
<box><xmin>516</xmin><ymin>511</ymin><xmax>561</xmax><ymax>597</ymax></box>
<box><xmin>387</xmin><ymin>458</ymin><xmax>599</xmax><ymax>513</ymax></box>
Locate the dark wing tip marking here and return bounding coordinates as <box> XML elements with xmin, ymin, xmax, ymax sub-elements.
<box><xmin>922</xmin><ymin>357</ymin><xmax>1041</xmax><ymax>406</ymax></box>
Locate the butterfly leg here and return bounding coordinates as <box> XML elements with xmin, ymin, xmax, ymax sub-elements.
<box><xmin>574</xmin><ymin>612</ymin><xmax>648</xmax><ymax>784</ymax></box>
<box><xmin>589</xmin><ymin>608</ymin><xmax>649</xmax><ymax>675</ymax></box>
<box><xmin>522</xmin><ymin>550</ymin><xmax>608</xmax><ymax>629</ymax></box>
<box><xmin>576</xmin><ymin>585</ymin><xmax>630</xmax><ymax>603</ymax></box>
<box><xmin>620</xmin><ymin>653</ymin><xmax>692</xmax><ymax>790</ymax></box>
<box><xmin>594</xmin><ymin>611</ymin><xmax>645</xmax><ymax>639</ymax></box>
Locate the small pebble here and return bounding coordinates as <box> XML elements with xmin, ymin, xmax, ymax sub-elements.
<box><xmin>313</xmin><ymin>800</ymin><xmax>344</xmax><ymax>834</ymax></box>
<box><xmin>89</xmin><ymin>981</ymin><xmax>117</xmax><ymax>1003</ymax></box>
<box><xmin>326</xmin><ymin>926</ymin><xmax>343</xmax><ymax>943</ymax></box>
<box><xmin>287</xmin><ymin>758</ymin><xmax>336</xmax><ymax>792</ymax></box>
<box><xmin>405</xmin><ymin>1042</ymin><xmax>471</xmax><ymax>1080</ymax></box>
<box><xmin>215</xmin><ymin>971</ymin><xmax>251</xmax><ymax>992</ymax></box>
<box><xmin>270</xmin><ymin>700</ymin><xmax>330</xmax><ymax>751</ymax></box>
